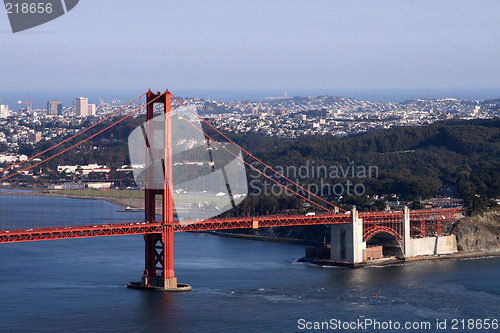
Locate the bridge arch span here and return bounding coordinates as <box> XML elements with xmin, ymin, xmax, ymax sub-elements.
<box><xmin>363</xmin><ymin>225</ymin><xmax>402</xmax><ymax>243</ymax></box>
<box><xmin>363</xmin><ymin>225</ymin><xmax>404</xmax><ymax>259</ymax></box>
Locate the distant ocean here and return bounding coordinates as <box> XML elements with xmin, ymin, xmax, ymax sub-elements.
<box><xmin>1</xmin><ymin>88</ymin><xmax>500</xmax><ymax>110</ymax></box>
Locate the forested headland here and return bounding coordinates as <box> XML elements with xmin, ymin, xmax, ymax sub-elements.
<box><xmin>18</xmin><ymin>117</ymin><xmax>500</xmax><ymax>215</ymax></box>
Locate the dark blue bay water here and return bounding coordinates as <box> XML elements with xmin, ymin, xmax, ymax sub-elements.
<box><xmin>1</xmin><ymin>195</ymin><xmax>499</xmax><ymax>332</ymax></box>
<box><xmin>0</xmin><ymin>192</ymin><xmax>143</xmax><ymax>229</ymax></box>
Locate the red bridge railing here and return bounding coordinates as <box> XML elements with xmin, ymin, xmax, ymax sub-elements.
<box><xmin>0</xmin><ymin>208</ymin><xmax>461</xmax><ymax>244</ymax></box>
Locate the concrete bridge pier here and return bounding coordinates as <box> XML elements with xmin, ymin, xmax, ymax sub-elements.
<box><xmin>403</xmin><ymin>206</ymin><xmax>410</xmax><ymax>257</ymax></box>
<box><xmin>330</xmin><ymin>207</ymin><xmax>366</xmax><ymax>264</ymax></box>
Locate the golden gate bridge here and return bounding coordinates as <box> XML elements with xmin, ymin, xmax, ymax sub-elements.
<box><xmin>0</xmin><ymin>89</ymin><xmax>461</xmax><ymax>291</ymax></box>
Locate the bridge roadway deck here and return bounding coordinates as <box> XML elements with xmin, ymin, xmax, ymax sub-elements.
<box><xmin>0</xmin><ymin>208</ymin><xmax>460</xmax><ymax>244</ymax></box>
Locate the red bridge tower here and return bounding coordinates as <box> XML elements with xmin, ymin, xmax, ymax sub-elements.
<box><xmin>128</xmin><ymin>90</ymin><xmax>191</xmax><ymax>291</ymax></box>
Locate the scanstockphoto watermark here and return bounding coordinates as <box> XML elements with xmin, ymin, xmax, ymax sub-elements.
<box><xmin>248</xmin><ymin>160</ymin><xmax>379</xmax><ymax>198</ymax></box>
<box><xmin>297</xmin><ymin>318</ymin><xmax>499</xmax><ymax>331</ymax></box>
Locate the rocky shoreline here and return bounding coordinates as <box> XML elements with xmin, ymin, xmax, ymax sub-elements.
<box><xmin>452</xmin><ymin>210</ymin><xmax>500</xmax><ymax>252</ymax></box>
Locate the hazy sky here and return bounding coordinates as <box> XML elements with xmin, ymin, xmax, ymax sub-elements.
<box><xmin>1</xmin><ymin>0</ymin><xmax>500</xmax><ymax>92</ymax></box>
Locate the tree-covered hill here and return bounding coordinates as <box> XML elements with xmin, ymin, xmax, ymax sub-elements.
<box><xmin>24</xmin><ymin>117</ymin><xmax>500</xmax><ymax>213</ymax></box>
<box><xmin>224</xmin><ymin>118</ymin><xmax>500</xmax><ymax>212</ymax></box>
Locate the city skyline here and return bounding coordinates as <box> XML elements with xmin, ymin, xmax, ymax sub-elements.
<box><xmin>1</xmin><ymin>0</ymin><xmax>500</xmax><ymax>92</ymax></box>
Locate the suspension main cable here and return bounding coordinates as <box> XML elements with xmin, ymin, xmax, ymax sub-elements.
<box><xmin>171</xmin><ymin>93</ymin><xmax>345</xmax><ymax>213</ymax></box>
<box><xmin>170</xmin><ymin>104</ymin><xmax>334</xmax><ymax>212</ymax></box>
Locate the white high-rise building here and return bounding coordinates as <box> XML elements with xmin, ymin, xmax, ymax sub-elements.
<box><xmin>88</xmin><ymin>104</ymin><xmax>96</xmax><ymax>116</ymax></box>
<box><xmin>0</xmin><ymin>105</ymin><xmax>9</xmax><ymax>118</ymax></box>
<box><xmin>76</xmin><ymin>97</ymin><xmax>89</xmax><ymax>117</ymax></box>
<box><xmin>47</xmin><ymin>101</ymin><xmax>62</xmax><ymax>116</ymax></box>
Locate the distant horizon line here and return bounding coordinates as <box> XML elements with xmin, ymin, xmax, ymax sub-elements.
<box><xmin>2</xmin><ymin>87</ymin><xmax>500</xmax><ymax>108</ymax></box>
<box><xmin>2</xmin><ymin>87</ymin><xmax>500</xmax><ymax>92</ymax></box>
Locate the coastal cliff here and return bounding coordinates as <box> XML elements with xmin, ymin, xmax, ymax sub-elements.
<box><xmin>452</xmin><ymin>210</ymin><xmax>500</xmax><ymax>252</ymax></box>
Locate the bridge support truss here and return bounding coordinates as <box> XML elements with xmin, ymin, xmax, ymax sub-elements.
<box><xmin>330</xmin><ymin>206</ymin><xmax>460</xmax><ymax>264</ymax></box>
